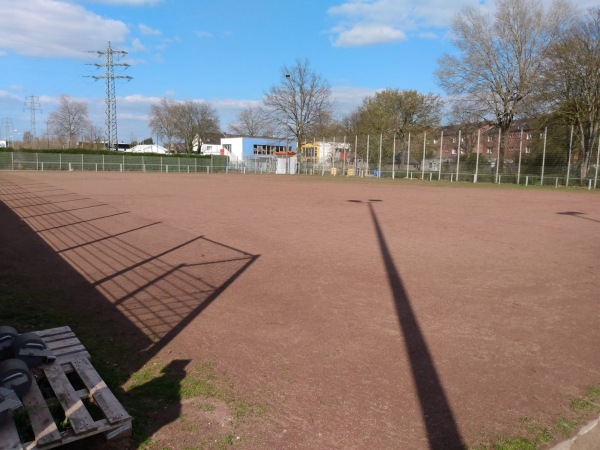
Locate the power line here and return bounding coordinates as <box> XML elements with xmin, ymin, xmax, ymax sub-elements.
<box><xmin>87</xmin><ymin>42</ymin><xmax>132</xmax><ymax>151</ymax></box>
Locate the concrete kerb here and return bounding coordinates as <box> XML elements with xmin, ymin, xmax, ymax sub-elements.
<box><xmin>551</xmin><ymin>414</ymin><xmax>600</xmax><ymax>450</ymax></box>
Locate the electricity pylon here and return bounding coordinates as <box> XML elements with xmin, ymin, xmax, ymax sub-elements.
<box><xmin>24</xmin><ymin>96</ymin><xmax>42</xmax><ymax>145</ymax></box>
<box><xmin>90</xmin><ymin>42</ymin><xmax>132</xmax><ymax>151</ymax></box>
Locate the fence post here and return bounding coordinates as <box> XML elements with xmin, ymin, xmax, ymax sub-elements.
<box><xmin>495</xmin><ymin>128</ymin><xmax>501</xmax><ymax>183</ymax></box>
<box><xmin>566</xmin><ymin>125</ymin><xmax>573</xmax><ymax>187</ymax></box>
<box><xmin>438</xmin><ymin>130</ymin><xmax>443</xmax><ymax>181</ymax></box>
<box><xmin>36</xmin><ymin>153</ymin><xmax>39</xmax><ymax>171</ymax></box>
<box><xmin>421</xmin><ymin>131</ymin><xmax>426</xmax><ymax>180</ymax></box>
<box><xmin>517</xmin><ymin>128</ymin><xmax>523</xmax><ymax>185</ymax></box>
<box><xmin>541</xmin><ymin>127</ymin><xmax>547</xmax><ymax>186</ymax></box>
<box><xmin>595</xmin><ymin>135</ymin><xmax>600</xmax><ymax>189</ymax></box>
<box><xmin>366</xmin><ymin>135</ymin><xmax>370</xmax><ymax>176</ymax></box>
<box><xmin>456</xmin><ymin>130</ymin><xmax>461</xmax><ymax>182</ymax></box>
<box><xmin>82</xmin><ymin>154</ymin><xmax>84</xmax><ymax>171</ymax></box>
<box><xmin>474</xmin><ymin>129</ymin><xmax>480</xmax><ymax>183</ymax></box>
<box><xmin>378</xmin><ymin>134</ymin><xmax>382</xmax><ymax>178</ymax></box>
<box><xmin>406</xmin><ymin>133</ymin><xmax>410</xmax><ymax>179</ymax></box>
<box><xmin>392</xmin><ymin>134</ymin><xmax>396</xmax><ymax>180</ymax></box>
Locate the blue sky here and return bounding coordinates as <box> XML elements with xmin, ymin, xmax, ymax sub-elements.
<box><xmin>0</xmin><ymin>0</ymin><xmax>597</xmax><ymax>144</ymax></box>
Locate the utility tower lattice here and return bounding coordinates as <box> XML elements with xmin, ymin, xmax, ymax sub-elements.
<box><xmin>89</xmin><ymin>42</ymin><xmax>132</xmax><ymax>151</ymax></box>
<box><xmin>24</xmin><ymin>96</ymin><xmax>42</xmax><ymax>139</ymax></box>
<box><xmin>1</xmin><ymin>118</ymin><xmax>13</xmax><ymax>143</ymax></box>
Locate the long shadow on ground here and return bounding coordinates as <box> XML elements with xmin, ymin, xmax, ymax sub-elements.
<box><xmin>349</xmin><ymin>199</ymin><xmax>465</xmax><ymax>450</ymax></box>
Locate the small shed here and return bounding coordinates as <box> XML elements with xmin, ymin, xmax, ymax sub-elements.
<box><xmin>275</xmin><ymin>152</ymin><xmax>297</xmax><ymax>174</ymax></box>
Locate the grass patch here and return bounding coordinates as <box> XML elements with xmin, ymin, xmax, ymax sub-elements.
<box><xmin>471</xmin><ymin>384</ymin><xmax>600</xmax><ymax>449</ymax></box>
<box><xmin>125</xmin><ymin>359</ymin><xmax>265</xmax><ymax>446</ymax></box>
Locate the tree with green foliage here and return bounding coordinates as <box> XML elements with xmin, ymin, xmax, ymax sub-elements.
<box><xmin>348</xmin><ymin>89</ymin><xmax>442</xmax><ymax>139</ymax></box>
<box><xmin>345</xmin><ymin>89</ymin><xmax>443</xmax><ymax>164</ymax></box>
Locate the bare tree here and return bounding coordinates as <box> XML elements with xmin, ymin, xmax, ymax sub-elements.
<box><xmin>542</xmin><ymin>7</ymin><xmax>600</xmax><ymax>183</ymax></box>
<box><xmin>264</xmin><ymin>58</ymin><xmax>334</xmax><ymax>147</ymax></box>
<box><xmin>228</xmin><ymin>106</ymin><xmax>275</xmax><ymax>137</ymax></box>
<box><xmin>436</xmin><ymin>0</ymin><xmax>574</xmax><ymax>170</ymax></box>
<box><xmin>173</xmin><ymin>101</ymin><xmax>221</xmax><ymax>152</ymax></box>
<box><xmin>149</xmin><ymin>97</ymin><xmax>178</xmax><ymax>151</ymax></box>
<box><xmin>47</xmin><ymin>95</ymin><xmax>90</xmax><ymax>148</ymax></box>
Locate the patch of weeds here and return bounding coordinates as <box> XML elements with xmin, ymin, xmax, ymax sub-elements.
<box><xmin>587</xmin><ymin>385</ymin><xmax>600</xmax><ymax>402</ymax></box>
<box><xmin>570</xmin><ymin>398</ymin><xmax>594</xmax><ymax>412</ymax></box>
<box><xmin>126</xmin><ymin>359</ymin><xmax>266</xmax><ymax>447</ymax></box>
<box><xmin>556</xmin><ymin>417</ymin><xmax>577</xmax><ymax>437</ymax></box>
<box><xmin>472</xmin><ymin>384</ymin><xmax>600</xmax><ymax>449</ymax></box>
<box><xmin>492</xmin><ymin>435</ymin><xmax>537</xmax><ymax>450</ymax></box>
<box><xmin>217</xmin><ymin>433</ymin><xmax>235</xmax><ymax>449</ymax></box>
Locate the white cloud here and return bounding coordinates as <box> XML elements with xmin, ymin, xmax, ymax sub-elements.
<box><xmin>331</xmin><ymin>85</ymin><xmax>378</xmax><ymax>115</ymax></box>
<box><xmin>84</xmin><ymin>0</ymin><xmax>161</xmax><ymax>5</ymax></box>
<box><xmin>419</xmin><ymin>32</ymin><xmax>439</xmax><ymax>39</ymax></box>
<box><xmin>327</xmin><ymin>0</ymin><xmax>598</xmax><ymax>48</ymax></box>
<box><xmin>332</xmin><ymin>24</ymin><xmax>406</xmax><ymax>47</ymax></box>
<box><xmin>328</xmin><ymin>0</ymin><xmax>487</xmax><ymax>47</ymax></box>
<box><xmin>139</xmin><ymin>24</ymin><xmax>162</xmax><ymax>36</ymax></box>
<box><xmin>0</xmin><ymin>0</ymin><xmax>128</xmax><ymax>58</ymax></box>
<box><xmin>131</xmin><ymin>38</ymin><xmax>145</xmax><ymax>52</ymax></box>
<box><xmin>195</xmin><ymin>31</ymin><xmax>214</xmax><ymax>39</ymax></box>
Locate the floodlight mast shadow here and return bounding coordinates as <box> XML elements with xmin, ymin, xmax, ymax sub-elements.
<box><xmin>348</xmin><ymin>199</ymin><xmax>465</xmax><ymax>449</ymax></box>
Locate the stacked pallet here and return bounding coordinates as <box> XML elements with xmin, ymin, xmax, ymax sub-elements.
<box><xmin>0</xmin><ymin>326</ymin><xmax>131</xmax><ymax>450</ymax></box>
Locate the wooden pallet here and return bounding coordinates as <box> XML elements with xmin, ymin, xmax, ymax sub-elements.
<box><xmin>0</xmin><ymin>326</ymin><xmax>131</xmax><ymax>450</ymax></box>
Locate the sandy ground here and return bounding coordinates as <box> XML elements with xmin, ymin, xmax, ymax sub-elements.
<box><xmin>0</xmin><ymin>171</ymin><xmax>599</xmax><ymax>449</ymax></box>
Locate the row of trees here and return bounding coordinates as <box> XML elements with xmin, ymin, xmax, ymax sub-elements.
<box><xmin>223</xmin><ymin>0</ymin><xmax>599</xmax><ymax>182</ymax></box>
<box><xmin>33</xmin><ymin>0</ymin><xmax>598</xmax><ymax>184</ymax></box>
<box><xmin>436</xmin><ymin>0</ymin><xmax>600</xmax><ymax>181</ymax></box>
